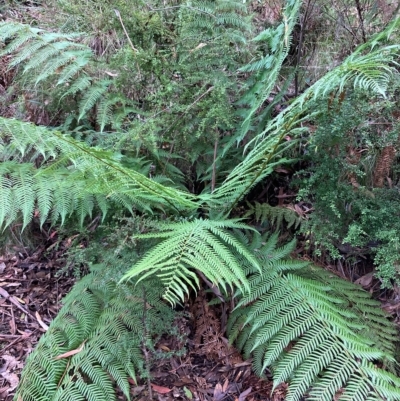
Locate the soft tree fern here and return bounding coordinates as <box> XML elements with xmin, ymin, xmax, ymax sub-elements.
<box><xmin>0</xmin><ymin>1</ymin><xmax>399</xmax><ymax>401</ymax></box>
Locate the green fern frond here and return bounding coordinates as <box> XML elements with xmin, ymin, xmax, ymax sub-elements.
<box><xmin>224</xmin><ymin>0</ymin><xmax>301</xmax><ymax>151</ymax></box>
<box><xmin>228</xmin><ymin>232</ymin><xmax>400</xmax><ymax>401</ymax></box>
<box><xmin>95</xmin><ymin>93</ymin><xmax>137</xmax><ymax>132</ymax></box>
<box><xmin>15</xmin><ymin>266</ymin><xmax>174</xmax><ymax>401</ymax></box>
<box><xmin>214</xmin><ymin>18</ymin><xmax>400</xmax><ymax>211</ymax></box>
<box><xmin>79</xmin><ymin>80</ymin><xmax>111</xmax><ymax>121</ymax></box>
<box><xmin>245</xmin><ymin>201</ymin><xmax>302</xmax><ymax>230</ymax></box>
<box><xmin>0</xmin><ymin>117</ymin><xmax>197</xmax><ymax>229</ymax></box>
<box><xmin>121</xmin><ymin>219</ymin><xmax>260</xmax><ymax>305</ymax></box>
<box><xmin>61</xmin><ymin>74</ymin><xmax>93</xmax><ymax>98</ymax></box>
<box><xmin>0</xmin><ymin>21</ymin><xmax>112</xmax><ymax>124</ymax></box>
<box><xmin>0</xmin><ymin>22</ymin><xmax>91</xmax><ymax>85</ymax></box>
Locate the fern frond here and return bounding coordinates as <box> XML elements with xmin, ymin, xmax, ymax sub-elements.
<box><xmin>223</xmin><ymin>0</ymin><xmax>301</xmax><ymax>151</ymax></box>
<box><xmin>0</xmin><ymin>117</ymin><xmax>197</xmax><ymax>229</ymax></box>
<box><xmin>228</xmin><ymin>232</ymin><xmax>400</xmax><ymax>401</ymax></box>
<box><xmin>213</xmin><ymin>18</ymin><xmax>400</xmax><ymax>211</ymax></box>
<box><xmin>79</xmin><ymin>81</ymin><xmax>111</xmax><ymax>121</ymax></box>
<box><xmin>245</xmin><ymin>201</ymin><xmax>302</xmax><ymax>230</ymax></box>
<box><xmin>121</xmin><ymin>219</ymin><xmax>260</xmax><ymax>305</ymax></box>
<box><xmin>61</xmin><ymin>74</ymin><xmax>92</xmax><ymax>98</ymax></box>
<box><xmin>0</xmin><ymin>22</ymin><xmax>91</xmax><ymax>85</ymax></box>
<box><xmin>15</xmin><ymin>266</ymin><xmax>175</xmax><ymax>401</ymax></box>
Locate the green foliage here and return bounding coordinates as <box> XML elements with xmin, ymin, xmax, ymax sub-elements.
<box><xmin>228</xmin><ymin>232</ymin><xmax>400</xmax><ymax>401</ymax></box>
<box><xmin>1</xmin><ymin>2</ymin><xmax>400</xmax><ymax>401</ymax></box>
<box><xmin>296</xmin><ymin>86</ymin><xmax>400</xmax><ymax>286</ymax></box>
<box><xmin>0</xmin><ymin>20</ymin><xmax>136</xmax><ymax>131</ymax></box>
<box><xmin>121</xmin><ymin>218</ymin><xmax>260</xmax><ymax>305</ymax></box>
<box><xmin>15</xmin><ymin>265</ymin><xmax>175</xmax><ymax>401</ymax></box>
<box><xmin>232</xmin><ymin>0</ymin><xmax>301</xmax><ymax>146</ymax></box>
<box><xmin>0</xmin><ymin>22</ymin><xmax>92</xmax><ymax>86</ymax></box>
<box><xmin>212</xmin><ymin>18</ymin><xmax>400</xmax><ymax>211</ymax></box>
<box><xmin>244</xmin><ymin>201</ymin><xmax>302</xmax><ymax>230</ymax></box>
<box><xmin>0</xmin><ymin>117</ymin><xmax>197</xmax><ymax>230</ymax></box>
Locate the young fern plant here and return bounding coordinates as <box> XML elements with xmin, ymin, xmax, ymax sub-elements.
<box><xmin>228</xmin><ymin>232</ymin><xmax>400</xmax><ymax>401</ymax></box>
<box><xmin>3</xmin><ymin>5</ymin><xmax>400</xmax><ymax>401</ymax></box>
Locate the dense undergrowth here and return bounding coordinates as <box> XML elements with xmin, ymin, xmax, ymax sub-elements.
<box><xmin>1</xmin><ymin>0</ymin><xmax>400</xmax><ymax>399</ymax></box>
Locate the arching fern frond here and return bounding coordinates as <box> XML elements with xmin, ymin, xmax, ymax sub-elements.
<box><xmin>212</xmin><ymin>17</ymin><xmax>400</xmax><ymax>211</ymax></box>
<box><xmin>0</xmin><ymin>21</ymin><xmax>116</xmax><ymax>125</ymax></box>
<box><xmin>224</xmin><ymin>0</ymin><xmax>301</xmax><ymax>151</ymax></box>
<box><xmin>15</xmin><ymin>266</ymin><xmax>175</xmax><ymax>401</ymax></box>
<box><xmin>0</xmin><ymin>117</ymin><xmax>197</xmax><ymax>229</ymax></box>
<box><xmin>228</xmin><ymin>232</ymin><xmax>400</xmax><ymax>401</ymax></box>
<box><xmin>0</xmin><ymin>22</ymin><xmax>92</xmax><ymax>85</ymax></box>
<box><xmin>121</xmin><ymin>219</ymin><xmax>260</xmax><ymax>305</ymax></box>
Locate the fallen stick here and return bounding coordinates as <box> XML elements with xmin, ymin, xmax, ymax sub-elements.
<box><xmin>0</xmin><ymin>287</ymin><xmax>35</xmax><ymax>320</ymax></box>
<box><xmin>0</xmin><ymin>332</ymin><xmax>32</xmax><ymax>354</ymax></box>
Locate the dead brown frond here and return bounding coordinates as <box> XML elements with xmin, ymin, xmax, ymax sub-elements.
<box><xmin>191</xmin><ymin>290</ymin><xmax>242</xmax><ymax>366</ymax></box>
<box><xmin>373</xmin><ymin>145</ymin><xmax>396</xmax><ymax>188</ymax></box>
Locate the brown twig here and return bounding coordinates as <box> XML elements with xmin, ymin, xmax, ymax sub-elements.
<box><xmin>0</xmin><ymin>287</ymin><xmax>34</xmax><ymax>319</ymax></box>
<box><xmin>354</xmin><ymin>0</ymin><xmax>366</xmax><ymax>43</ymax></box>
<box><xmin>0</xmin><ymin>332</ymin><xmax>32</xmax><ymax>355</ymax></box>
<box><xmin>141</xmin><ymin>286</ymin><xmax>153</xmax><ymax>399</ymax></box>
<box><xmin>196</xmin><ymin>269</ymin><xmax>225</xmax><ymax>303</ymax></box>
<box><xmin>211</xmin><ymin>138</ymin><xmax>218</xmax><ymax>193</ymax></box>
<box><xmin>114</xmin><ymin>9</ymin><xmax>139</xmax><ymax>53</ymax></box>
<box><xmin>0</xmin><ymin>334</ymin><xmax>22</xmax><ymax>339</ymax></box>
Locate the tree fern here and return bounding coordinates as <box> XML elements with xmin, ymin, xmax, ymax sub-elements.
<box><xmin>4</xmin><ymin>6</ymin><xmax>400</xmax><ymax>401</ymax></box>
<box><xmin>15</xmin><ymin>266</ymin><xmax>175</xmax><ymax>401</ymax></box>
<box><xmin>0</xmin><ymin>117</ymin><xmax>197</xmax><ymax>229</ymax></box>
<box><xmin>121</xmin><ymin>218</ymin><xmax>260</xmax><ymax>305</ymax></box>
<box><xmin>228</xmin><ymin>232</ymin><xmax>400</xmax><ymax>401</ymax></box>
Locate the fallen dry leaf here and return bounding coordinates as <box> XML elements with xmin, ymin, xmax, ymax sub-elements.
<box><xmin>190</xmin><ymin>43</ymin><xmax>207</xmax><ymax>52</ymax></box>
<box><xmin>35</xmin><ymin>311</ymin><xmax>49</xmax><ymax>331</ymax></box>
<box><xmin>355</xmin><ymin>272</ymin><xmax>374</xmax><ymax>288</ymax></box>
<box><xmin>151</xmin><ymin>383</ymin><xmax>172</xmax><ymax>394</ymax></box>
<box><xmin>1</xmin><ymin>372</ymin><xmax>19</xmax><ymax>392</ymax></box>
<box><xmin>54</xmin><ymin>341</ymin><xmax>86</xmax><ymax>360</ymax></box>
<box><xmin>238</xmin><ymin>387</ymin><xmax>252</xmax><ymax>401</ymax></box>
<box><xmin>214</xmin><ymin>382</ymin><xmax>225</xmax><ymax>401</ymax></box>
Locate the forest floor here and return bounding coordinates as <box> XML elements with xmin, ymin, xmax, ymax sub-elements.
<box><xmin>0</xmin><ymin>236</ymin><xmax>288</xmax><ymax>401</ymax></box>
